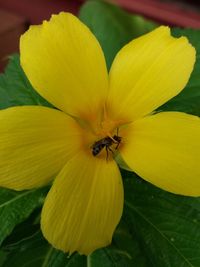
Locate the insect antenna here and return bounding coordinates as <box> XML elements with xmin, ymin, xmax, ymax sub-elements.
<box><xmin>116</xmin><ymin>127</ymin><xmax>119</xmax><ymax>136</ymax></box>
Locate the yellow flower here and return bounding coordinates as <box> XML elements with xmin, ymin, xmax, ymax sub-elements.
<box><xmin>0</xmin><ymin>12</ymin><xmax>199</xmax><ymax>255</ymax></box>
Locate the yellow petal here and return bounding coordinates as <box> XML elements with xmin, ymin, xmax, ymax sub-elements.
<box><xmin>0</xmin><ymin>106</ymin><xmax>81</xmax><ymax>190</ymax></box>
<box><xmin>121</xmin><ymin>112</ymin><xmax>200</xmax><ymax>196</ymax></box>
<box><xmin>20</xmin><ymin>12</ymin><xmax>108</xmax><ymax>117</ymax></box>
<box><xmin>41</xmin><ymin>152</ymin><xmax>123</xmax><ymax>255</ymax></box>
<box><xmin>107</xmin><ymin>26</ymin><xmax>195</xmax><ymax>122</ymax></box>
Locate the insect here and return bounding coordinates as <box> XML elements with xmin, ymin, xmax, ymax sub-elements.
<box><xmin>91</xmin><ymin>132</ymin><xmax>122</xmax><ymax>160</ymax></box>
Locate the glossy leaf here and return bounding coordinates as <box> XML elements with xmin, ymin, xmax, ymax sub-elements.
<box><xmin>0</xmin><ymin>187</ymin><xmax>47</xmax><ymax>246</ymax></box>
<box><xmin>123</xmin><ymin>171</ymin><xmax>200</xmax><ymax>267</ymax></box>
<box><xmin>0</xmin><ymin>223</ymin><xmax>146</xmax><ymax>267</ymax></box>
<box><xmin>88</xmin><ymin>220</ymin><xmax>147</xmax><ymax>267</ymax></box>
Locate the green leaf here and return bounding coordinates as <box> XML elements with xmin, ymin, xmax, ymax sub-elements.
<box><xmin>79</xmin><ymin>0</ymin><xmax>157</xmax><ymax>69</ymax></box>
<box><xmin>0</xmin><ymin>217</ymin><xmax>147</xmax><ymax>267</ymax></box>
<box><xmin>123</xmin><ymin>171</ymin><xmax>200</xmax><ymax>267</ymax></box>
<box><xmin>1</xmin><ymin>230</ymin><xmax>86</xmax><ymax>267</ymax></box>
<box><xmin>1</xmin><ymin>232</ymin><xmax>54</xmax><ymax>267</ymax></box>
<box><xmin>0</xmin><ymin>187</ymin><xmax>47</xmax><ymax>246</ymax></box>
<box><xmin>0</xmin><ymin>54</ymin><xmax>52</xmax><ymax>109</ymax></box>
<box><xmin>159</xmin><ymin>28</ymin><xmax>200</xmax><ymax>116</ymax></box>
<box><xmin>1</xmin><ymin>229</ymin><xmax>86</xmax><ymax>267</ymax></box>
<box><xmin>87</xmin><ymin>221</ymin><xmax>147</xmax><ymax>267</ymax></box>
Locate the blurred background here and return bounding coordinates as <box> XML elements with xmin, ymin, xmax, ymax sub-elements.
<box><xmin>0</xmin><ymin>0</ymin><xmax>200</xmax><ymax>72</ymax></box>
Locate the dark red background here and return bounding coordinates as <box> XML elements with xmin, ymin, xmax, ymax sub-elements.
<box><xmin>1</xmin><ymin>0</ymin><xmax>200</xmax><ymax>71</ymax></box>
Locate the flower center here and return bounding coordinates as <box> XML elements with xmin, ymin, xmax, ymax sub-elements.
<box><xmin>89</xmin><ymin>118</ymin><xmax>124</xmax><ymax>160</ymax></box>
<box><xmin>77</xmin><ymin>105</ymin><xmax>128</xmax><ymax>160</ymax></box>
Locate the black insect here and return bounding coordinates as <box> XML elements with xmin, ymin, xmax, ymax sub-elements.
<box><xmin>91</xmin><ymin>134</ymin><xmax>122</xmax><ymax>160</ymax></box>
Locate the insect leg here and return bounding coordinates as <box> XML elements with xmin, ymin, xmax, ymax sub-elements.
<box><xmin>115</xmin><ymin>142</ymin><xmax>120</xmax><ymax>150</ymax></box>
<box><xmin>106</xmin><ymin>146</ymin><xmax>109</xmax><ymax>161</ymax></box>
